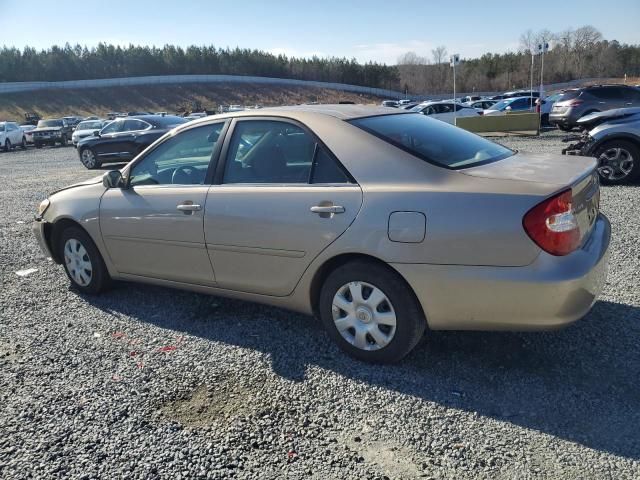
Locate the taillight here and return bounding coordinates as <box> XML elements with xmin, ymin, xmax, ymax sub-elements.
<box><xmin>523</xmin><ymin>189</ymin><xmax>580</xmax><ymax>256</ymax></box>
<box><xmin>566</xmin><ymin>99</ymin><xmax>583</xmax><ymax>107</ymax></box>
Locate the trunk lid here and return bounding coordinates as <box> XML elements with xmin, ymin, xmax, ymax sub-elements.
<box><xmin>462</xmin><ymin>152</ymin><xmax>600</xmax><ymax>245</ymax></box>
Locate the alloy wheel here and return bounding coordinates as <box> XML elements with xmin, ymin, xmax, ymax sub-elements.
<box><xmin>63</xmin><ymin>238</ymin><xmax>93</xmax><ymax>287</ymax></box>
<box><xmin>81</xmin><ymin>149</ymin><xmax>96</xmax><ymax>168</ymax></box>
<box><xmin>332</xmin><ymin>281</ymin><xmax>397</xmax><ymax>351</ymax></box>
<box><xmin>597</xmin><ymin>147</ymin><xmax>634</xmax><ymax>181</ymax></box>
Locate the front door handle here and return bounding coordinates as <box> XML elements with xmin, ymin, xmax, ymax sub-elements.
<box><xmin>177</xmin><ymin>202</ymin><xmax>202</xmax><ymax>212</ymax></box>
<box><xmin>310</xmin><ymin>205</ymin><xmax>345</xmax><ymax>214</ymax></box>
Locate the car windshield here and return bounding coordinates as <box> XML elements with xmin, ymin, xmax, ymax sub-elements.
<box><xmin>38</xmin><ymin>119</ymin><xmax>63</xmax><ymax>128</ymax></box>
<box><xmin>487</xmin><ymin>99</ymin><xmax>515</xmax><ymax>110</ymax></box>
<box><xmin>350</xmin><ymin>113</ymin><xmax>514</xmax><ymax>169</ymax></box>
<box><xmin>76</xmin><ymin>121</ymin><xmax>103</xmax><ymax>130</ymax></box>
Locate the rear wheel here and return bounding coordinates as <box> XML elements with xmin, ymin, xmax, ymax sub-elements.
<box><xmin>58</xmin><ymin>226</ymin><xmax>111</xmax><ymax>294</ymax></box>
<box><xmin>557</xmin><ymin>125</ymin><xmax>572</xmax><ymax>132</ymax></box>
<box><xmin>4</xmin><ymin>139</ymin><xmax>11</xmax><ymax>152</ymax></box>
<box><xmin>21</xmin><ymin>137</ymin><xmax>27</xmax><ymax>149</ymax></box>
<box><xmin>60</xmin><ymin>135</ymin><xmax>67</xmax><ymax>147</ymax></box>
<box><xmin>594</xmin><ymin>140</ymin><xmax>640</xmax><ymax>185</ymax></box>
<box><xmin>80</xmin><ymin>148</ymin><xmax>100</xmax><ymax>169</ymax></box>
<box><xmin>319</xmin><ymin>260</ymin><xmax>426</xmax><ymax>363</ymax></box>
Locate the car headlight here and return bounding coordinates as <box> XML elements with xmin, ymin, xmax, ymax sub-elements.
<box><xmin>37</xmin><ymin>198</ymin><xmax>50</xmax><ymax>217</ymax></box>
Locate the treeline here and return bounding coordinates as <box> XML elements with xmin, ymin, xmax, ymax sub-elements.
<box><xmin>0</xmin><ymin>44</ymin><xmax>400</xmax><ymax>89</ymax></box>
<box><xmin>398</xmin><ymin>26</ymin><xmax>640</xmax><ymax>94</ymax></box>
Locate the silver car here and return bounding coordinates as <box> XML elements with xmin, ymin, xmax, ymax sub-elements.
<box><xmin>33</xmin><ymin>105</ymin><xmax>610</xmax><ymax>362</ymax></box>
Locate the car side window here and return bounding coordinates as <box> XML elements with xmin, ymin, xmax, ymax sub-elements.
<box><xmin>310</xmin><ymin>146</ymin><xmax>351</xmax><ymax>184</ymax></box>
<box><xmin>223</xmin><ymin>120</ymin><xmax>316</xmax><ymax>184</ymax></box>
<box><xmin>124</xmin><ymin>119</ymin><xmax>150</xmax><ymax>132</ymax></box>
<box><xmin>129</xmin><ymin>123</ymin><xmax>224</xmax><ymax>187</ymax></box>
<box><xmin>101</xmin><ymin>120</ymin><xmax>123</xmax><ymax>134</ymax></box>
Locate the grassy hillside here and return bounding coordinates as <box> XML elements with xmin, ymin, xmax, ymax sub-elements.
<box><xmin>0</xmin><ymin>83</ymin><xmax>384</xmax><ymax>121</ymax></box>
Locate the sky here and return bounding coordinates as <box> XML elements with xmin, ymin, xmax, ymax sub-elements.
<box><xmin>1</xmin><ymin>0</ymin><xmax>639</xmax><ymax>64</ymax></box>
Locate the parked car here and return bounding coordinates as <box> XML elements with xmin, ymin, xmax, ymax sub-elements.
<box><xmin>32</xmin><ymin>105</ymin><xmax>610</xmax><ymax>363</ymax></box>
<box><xmin>461</xmin><ymin>95</ymin><xmax>482</xmax><ymax>103</ymax></box>
<box><xmin>410</xmin><ymin>101</ymin><xmax>479</xmax><ymax>124</ymax></box>
<box><xmin>549</xmin><ymin>85</ymin><xmax>640</xmax><ymax>131</ymax></box>
<box><xmin>63</xmin><ymin>116</ymin><xmax>84</xmax><ymax>129</ymax></box>
<box><xmin>20</xmin><ymin>124</ymin><xmax>36</xmax><ymax>144</ymax></box>
<box><xmin>503</xmin><ymin>90</ymin><xmax>540</xmax><ymax>99</ymax></box>
<box><xmin>381</xmin><ymin>100</ymin><xmax>399</xmax><ymax>108</ymax></box>
<box><xmin>72</xmin><ymin>120</ymin><xmax>108</xmax><ymax>146</ymax></box>
<box><xmin>466</xmin><ymin>99</ymin><xmax>498</xmax><ymax>111</ymax></box>
<box><xmin>399</xmin><ymin>102</ymin><xmax>420</xmax><ymax>110</ymax></box>
<box><xmin>0</xmin><ymin>121</ymin><xmax>27</xmax><ymax>151</ymax></box>
<box><xmin>76</xmin><ymin>115</ymin><xmax>188</xmax><ymax>169</ymax></box>
<box><xmin>31</xmin><ymin>119</ymin><xmax>73</xmax><ymax>148</ymax></box>
<box><xmin>483</xmin><ymin>96</ymin><xmax>537</xmax><ymax>115</ymax></box>
<box><xmin>562</xmin><ymin>107</ymin><xmax>640</xmax><ymax>184</ymax></box>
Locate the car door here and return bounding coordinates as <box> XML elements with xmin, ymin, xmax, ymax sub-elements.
<box><xmin>117</xmin><ymin>119</ymin><xmax>153</xmax><ymax>159</ymax></box>
<box><xmin>432</xmin><ymin>104</ymin><xmax>455</xmax><ymax>123</ymax></box>
<box><xmin>204</xmin><ymin>118</ymin><xmax>363</xmax><ymax>296</ymax></box>
<box><xmin>100</xmin><ymin>121</ymin><xmax>227</xmax><ymax>285</ymax></box>
<box><xmin>94</xmin><ymin>119</ymin><xmax>127</xmax><ymax>159</ymax></box>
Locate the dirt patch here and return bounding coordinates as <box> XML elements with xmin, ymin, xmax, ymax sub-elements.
<box><xmin>159</xmin><ymin>380</ymin><xmax>262</xmax><ymax>427</ymax></box>
<box><xmin>343</xmin><ymin>432</ymin><xmax>423</xmax><ymax>479</ymax></box>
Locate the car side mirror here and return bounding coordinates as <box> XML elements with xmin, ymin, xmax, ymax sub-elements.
<box><xmin>93</xmin><ymin>130</ymin><xmax>101</xmax><ymax>137</ymax></box>
<box><xmin>505</xmin><ymin>106</ymin><xmax>512</xmax><ymax>112</ymax></box>
<box><xmin>103</xmin><ymin>170</ymin><xmax>124</xmax><ymax>189</ymax></box>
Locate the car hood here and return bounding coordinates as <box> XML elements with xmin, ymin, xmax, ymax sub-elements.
<box><xmin>49</xmin><ymin>174</ymin><xmax>104</xmax><ymax>196</ymax></box>
<box><xmin>578</xmin><ymin>107</ymin><xmax>640</xmax><ymax>126</ymax></box>
<box><xmin>33</xmin><ymin>127</ymin><xmax>62</xmax><ymax>133</ymax></box>
<box><xmin>460</xmin><ymin>151</ymin><xmax>596</xmax><ymax>186</ymax></box>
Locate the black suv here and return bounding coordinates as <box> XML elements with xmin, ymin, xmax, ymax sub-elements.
<box><xmin>549</xmin><ymin>85</ymin><xmax>640</xmax><ymax>131</ymax></box>
<box><xmin>31</xmin><ymin>119</ymin><xmax>74</xmax><ymax>148</ymax></box>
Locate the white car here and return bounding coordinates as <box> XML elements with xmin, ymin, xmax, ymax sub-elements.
<box><xmin>72</xmin><ymin>120</ymin><xmax>107</xmax><ymax>146</ymax></box>
<box><xmin>0</xmin><ymin>122</ymin><xmax>27</xmax><ymax>151</ymax></box>
<box><xmin>465</xmin><ymin>99</ymin><xmax>498</xmax><ymax>112</ymax></box>
<box><xmin>20</xmin><ymin>125</ymin><xmax>36</xmax><ymax>144</ymax></box>
<box><xmin>410</xmin><ymin>101</ymin><xmax>479</xmax><ymax>124</ymax></box>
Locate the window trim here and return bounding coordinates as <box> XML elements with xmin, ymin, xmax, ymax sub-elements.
<box><xmin>213</xmin><ymin>116</ymin><xmax>356</xmax><ymax>186</ymax></box>
<box><xmin>124</xmin><ymin>119</ymin><xmax>230</xmax><ymax>188</ymax></box>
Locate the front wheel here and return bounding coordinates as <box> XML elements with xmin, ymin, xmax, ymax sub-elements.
<box><xmin>80</xmin><ymin>148</ymin><xmax>100</xmax><ymax>169</ymax></box>
<box><xmin>60</xmin><ymin>135</ymin><xmax>67</xmax><ymax>147</ymax></box>
<box><xmin>58</xmin><ymin>226</ymin><xmax>111</xmax><ymax>294</ymax></box>
<box><xmin>594</xmin><ymin>140</ymin><xmax>640</xmax><ymax>185</ymax></box>
<box><xmin>319</xmin><ymin>261</ymin><xmax>426</xmax><ymax>363</ymax></box>
<box><xmin>4</xmin><ymin>139</ymin><xmax>11</xmax><ymax>152</ymax></box>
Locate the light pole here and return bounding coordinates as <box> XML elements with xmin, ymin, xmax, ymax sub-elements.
<box><xmin>538</xmin><ymin>41</ymin><xmax>549</xmax><ymax>98</ymax></box>
<box><xmin>530</xmin><ymin>50</ymin><xmax>535</xmax><ymax>109</ymax></box>
<box><xmin>450</xmin><ymin>53</ymin><xmax>460</xmax><ymax>122</ymax></box>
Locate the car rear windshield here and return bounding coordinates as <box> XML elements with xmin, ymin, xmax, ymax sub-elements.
<box><xmin>38</xmin><ymin>119</ymin><xmax>63</xmax><ymax>128</ymax></box>
<box><xmin>151</xmin><ymin>115</ymin><xmax>189</xmax><ymax>128</ymax></box>
<box><xmin>77</xmin><ymin>121</ymin><xmax>103</xmax><ymax>130</ymax></box>
<box><xmin>349</xmin><ymin>113</ymin><xmax>514</xmax><ymax>169</ymax></box>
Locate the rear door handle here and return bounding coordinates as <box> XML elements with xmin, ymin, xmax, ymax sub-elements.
<box><xmin>177</xmin><ymin>202</ymin><xmax>202</xmax><ymax>212</ymax></box>
<box><xmin>310</xmin><ymin>205</ymin><xmax>345</xmax><ymax>214</ymax></box>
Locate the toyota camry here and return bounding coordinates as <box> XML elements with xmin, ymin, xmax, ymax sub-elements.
<box><xmin>33</xmin><ymin>105</ymin><xmax>610</xmax><ymax>362</ymax></box>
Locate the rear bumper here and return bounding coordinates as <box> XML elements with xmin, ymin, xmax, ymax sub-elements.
<box><xmin>549</xmin><ymin>110</ymin><xmax>581</xmax><ymax>127</ymax></box>
<box><xmin>392</xmin><ymin>214</ymin><xmax>611</xmax><ymax>331</ymax></box>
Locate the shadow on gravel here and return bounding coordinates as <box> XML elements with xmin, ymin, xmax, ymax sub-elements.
<box><xmin>85</xmin><ymin>285</ymin><xmax>640</xmax><ymax>460</ymax></box>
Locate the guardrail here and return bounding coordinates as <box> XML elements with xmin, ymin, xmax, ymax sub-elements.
<box><xmin>455</xmin><ymin>112</ymin><xmax>541</xmax><ymax>136</ymax></box>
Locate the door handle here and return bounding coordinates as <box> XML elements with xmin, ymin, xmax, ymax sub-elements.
<box><xmin>177</xmin><ymin>202</ymin><xmax>202</xmax><ymax>212</ymax></box>
<box><xmin>310</xmin><ymin>205</ymin><xmax>345</xmax><ymax>214</ymax></box>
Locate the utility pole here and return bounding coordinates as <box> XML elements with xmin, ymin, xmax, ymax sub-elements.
<box><xmin>450</xmin><ymin>54</ymin><xmax>460</xmax><ymax>122</ymax></box>
<box><xmin>530</xmin><ymin>50</ymin><xmax>535</xmax><ymax>109</ymax></box>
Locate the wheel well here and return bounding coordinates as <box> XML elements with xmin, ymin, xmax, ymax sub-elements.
<box><xmin>594</xmin><ymin>136</ymin><xmax>640</xmax><ymax>153</ymax></box>
<box><xmin>46</xmin><ymin>218</ymin><xmax>84</xmax><ymax>264</ymax></box>
<box><xmin>309</xmin><ymin>253</ymin><xmax>426</xmax><ymax>323</ymax></box>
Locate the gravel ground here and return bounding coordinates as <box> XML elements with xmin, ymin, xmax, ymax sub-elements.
<box><xmin>1</xmin><ymin>131</ymin><xmax>639</xmax><ymax>479</ymax></box>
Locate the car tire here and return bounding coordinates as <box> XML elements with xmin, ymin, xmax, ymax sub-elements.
<box><xmin>593</xmin><ymin>140</ymin><xmax>640</xmax><ymax>185</ymax></box>
<box><xmin>58</xmin><ymin>226</ymin><xmax>111</xmax><ymax>294</ymax></box>
<box><xmin>557</xmin><ymin>125</ymin><xmax>572</xmax><ymax>132</ymax></box>
<box><xmin>319</xmin><ymin>260</ymin><xmax>426</xmax><ymax>363</ymax></box>
<box><xmin>60</xmin><ymin>136</ymin><xmax>67</xmax><ymax>147</ymax></box>
<box><xmin>80</xmin><ymin>148</ymin><xmax>100</xmax><ymax>169</ymax></box>
<box><xmin>4</xmin><ymin>139</ymin><xmax>11</xmax><ymax>152</ymax></box>
<box><xmin>21</xmin><ymin>137</ymin><xmax>27</xmax><ymax>149</ymax></box>
<box><xmin>35</xmin><ymin>142</ymin><xmax>42</xmax><ymax>149</ymax></box>
<box><xmin>541</xmin><ymin>113</ymin><xmax>549</xmax><ymax>125</ymax></box>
